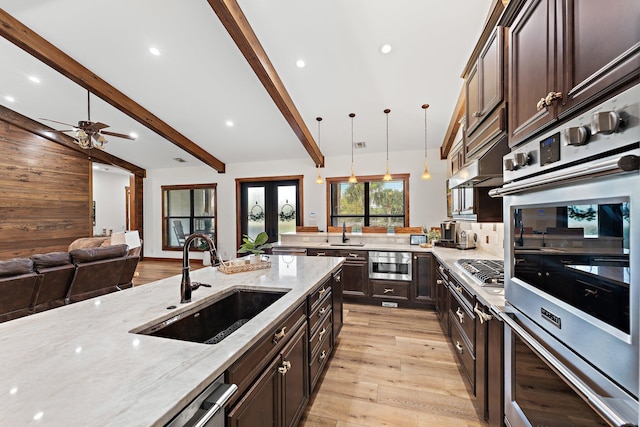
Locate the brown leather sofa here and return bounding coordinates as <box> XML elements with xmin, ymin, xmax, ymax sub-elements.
<box><xmin>30</xmin><ymin>252</ymin><xmax>75</xmax><ymax>313</ymax></box>
<box><xmin>0</xmin><ymin>258</ymin><xmax>41</xmax><ymax>323</ymax></box>
<box><xmin>66</xmin><ymin>244</ymin><xmax>129</xmax><ymax>304</ymax></box>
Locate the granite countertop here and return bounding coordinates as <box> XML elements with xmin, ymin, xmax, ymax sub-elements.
<box><xmin>0</xmin><ymin>256</ymin><xmax>343</xmax><ymax>427</ymax></box>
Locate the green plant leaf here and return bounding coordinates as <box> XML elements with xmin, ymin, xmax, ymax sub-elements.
<box><xmin>253</xmin><ymin>231</ymin><xmax>269</xmax><ymax>246</ymax></box>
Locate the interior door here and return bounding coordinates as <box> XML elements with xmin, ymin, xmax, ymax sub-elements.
<box><xmin>240</xmin><ymin>179</ymin><xmax>300</xmax><ymax>246</ymax></box>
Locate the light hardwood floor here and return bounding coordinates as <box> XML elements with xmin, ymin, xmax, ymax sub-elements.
<box><xmin>134</xmin><ymin>260</ymin><xmax>486</xmax><ymax>426</ymax></box>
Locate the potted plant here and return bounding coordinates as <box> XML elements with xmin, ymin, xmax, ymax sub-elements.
<box><xmin>238</xmin><ymin>231</ymin><xmax>272</xmax><ymax>263</ymax></box>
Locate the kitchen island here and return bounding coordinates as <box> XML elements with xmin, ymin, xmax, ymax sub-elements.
<box><xmin>0</xmin><ymin>255</ymin><xmax>343</xmax><ymax>426</ymax></box>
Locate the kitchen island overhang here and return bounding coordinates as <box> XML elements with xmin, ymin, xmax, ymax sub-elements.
<box><xmin>0</xmin><ymin>255</ymin><xmax>344</xmax><ymax>427</ymax></box>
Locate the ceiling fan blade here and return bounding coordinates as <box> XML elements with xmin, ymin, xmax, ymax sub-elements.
<box><xmin>89</xmin><ymin>122</ymin><xmax>110</xmax><ymax>131</ymax></box>
<box><xmin>101</xmin><ymin>130</ymin><xmax>135</xmax><ymax>140</ymax></box>
<box><xmin>39</xmin><ymin>118</ymin><xmax>76</xmax><ymax>128</ymax></box>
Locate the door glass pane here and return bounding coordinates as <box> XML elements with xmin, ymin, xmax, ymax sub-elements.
<box><xmin>247</xmin><ymin>187</ymin><xmax>265</xmax><ymax>239</ymax></box>
<box><xmin>277</xmin><ymin>185</ymin><xmax>297</xmax><ymax>235</ymax></box>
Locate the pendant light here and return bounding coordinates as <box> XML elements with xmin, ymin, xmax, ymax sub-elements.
<box><xmin>421</xmin><ymin>103</ymin><xmax>432</xmax><ymax>180</ymax></box>
<box><xmin>315</xmin><ymin>117</ymin><xmax>324</xmax><ymax>184</ymax></box>
<box><xmin>383</xmin><ymin>108</ymin><xmax>392</xmax><ymax>181</ymax></box>
<box><xmin>348</xmin><ymin>113</ymin><xmax>358</xmax><ymax>183</ymax></box>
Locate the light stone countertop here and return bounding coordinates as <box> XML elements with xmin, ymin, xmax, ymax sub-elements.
<box><xmin>0</xmin><ymin>255</ymin><xmax>343</xmax><ymax>427</ymax></box>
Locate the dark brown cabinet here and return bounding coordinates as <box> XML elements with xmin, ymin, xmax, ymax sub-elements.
<box><xmin>508</xmin><ymin>0</ymin><xmax>640</xmax><ymax>146</ymax></box>
<box><xmin>227</xmin><ymin>323</ymin><xmax>309</xmax><ymax>427</ymax></box>
<box><xmin>465</xmin><ymin>26</ymin><xmax>505</xmax><ymax>141</ymax></box>
<box><xmin>331</xmin><ymin>268</ymin><xmax>344</xmax><ymax>339</ymax></box>
<box><xmin>339</xmin><ymin>250</ymin><xmax>368</xmax><ymax>298</ymax></box>
<box><xmin>435</xmin><ymin>262</ymin><xmax>450</xmax><ymax>335</ymax></box>
<box><xmin>413</xmin><ymin>252</ymin><xmax>434</xmax><ymax>304</ymax></box>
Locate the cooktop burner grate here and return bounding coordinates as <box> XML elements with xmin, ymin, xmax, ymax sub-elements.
<box><xmin>457</xmin><ymin>259</ymin><xmax>504</xmax><ymax>286</ymax></box>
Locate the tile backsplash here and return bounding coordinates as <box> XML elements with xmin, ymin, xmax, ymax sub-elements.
<box><xmin>458</xmin><ymin>222</ymin><xmax>505</xmax><ymax>258</ymax></box>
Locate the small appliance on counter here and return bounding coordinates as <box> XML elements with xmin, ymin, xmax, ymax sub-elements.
<box><xmin>439</xmin><ymin>220</ymin><xmax>459</xmax><ymax>244</ymax></box>
<box><xmin>457</xmin><ymin>230</ymin><xmax>477</xmax><ymax>250</ymax></box>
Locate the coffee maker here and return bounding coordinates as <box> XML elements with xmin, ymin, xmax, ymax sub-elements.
<box><xmin>439</xmin><ymin>220</ymin><xmax>459</xmax><ymax>245</ymax></box>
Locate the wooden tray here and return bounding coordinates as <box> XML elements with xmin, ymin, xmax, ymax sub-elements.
<box><xmin>217</xmin><ymin>260</ymin><xmax>271</xmax><ymax>274</ymax></box>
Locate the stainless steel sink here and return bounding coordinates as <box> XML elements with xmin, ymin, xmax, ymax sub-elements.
<box><xmin>134</xmin><ymin>288</ymin><xmax>288</xmax><ymax>344</ymax></box>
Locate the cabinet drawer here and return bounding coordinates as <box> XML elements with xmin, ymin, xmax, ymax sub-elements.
<box><xmin>338</xmin><ymin>249</ymin><xmax>368</xmax><ymax>262</ymax></box>
<box><xmin>310</xmin><ymin>311</ymin><xmax>332</xmax><ymax>359</ymax></box>
<box><xmin>309</xmin><ymin>293</ymin><xmax>332</xmax><ymax>333</ymax></box>
<box><xmin>308</xmin><ymin>280</ymin><xmax>331</xmax><ymax>312</ymax></box>
<box><xmin>227</xmin><ymin>302</ymin><xmax>307</xmax><ymax>398</ymax></box>
<box><xmin>371</xmin><ymin>281</ymin><xmax>409</xmax><ymax>300</ymax></box>
<box><xmin>449</xmin><ymin>278</ymin><xmax>475</xmax><ymax>309</ymax></box>
<box><xmin>309</xmin><ymin>338</ymin><xmax>333</xmax><ymax>393</ymax></box>
<box><xmin>307</xmin><ymin>248</ymin><xmax>338</xmax><ymax>257</ymax></box>
<box><xmin>450</xmin><ymin>319</ymin><xmax>475</xmax><ymax>392</ymax></box>
<box><xmin>449</xmin><ymin>295</ymin><xmax>475</xmax><ymax>353</ymax></box>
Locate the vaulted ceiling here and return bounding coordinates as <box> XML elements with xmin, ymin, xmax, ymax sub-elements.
<box><xmin>0</xmin><ymin>0</ymin><xmax>493</xmax><ymax>172</ymax></box>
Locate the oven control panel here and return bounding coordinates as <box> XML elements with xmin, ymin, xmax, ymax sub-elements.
<box><xmin>503</xmin><ymin>84</ymin><xmax>640</xmax><ymax>183</ymax></box>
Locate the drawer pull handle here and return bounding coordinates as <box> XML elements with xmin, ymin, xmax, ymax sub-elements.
<box><xmin>436</xmin><ymin>279</ymin><xmax>443</xmax><ymax>285</ymax></box>
<box><xmin>585</xmin><ymin>288</ymin><xmax>598</xmax><ymax>297</ymax></box>
<box><xmin>318</xmin><ymin>287</ymin><xmax>327</xmax><ymax>298</ymax></box>
<box><xmin>319</xmin><ymin>307</ymin><xmax>328</xmax><ymax>316</ymax></box>
<box><xmin>334</xmin><ymin>274</ymin><xmax>341</xmax><ymax>282</ymax></box>
<box><xmin>319</xmin><ymin>350</ymin><xmax>328</xmax><ymax>362</ymax></box>
<box><xmin>278</xmin><ymin>360</ymin><xmax>291</xmax><ymax>375</ymax></box>
<box><xmin>455</xmin><ymin>286</ymin><xmax>463</xmax><ymax>294</ymax></box>
<box><xmin>319</xmin><ymin>327</ymin><xmax>327</xmax><ymax>340</ymax></box>
<box><xmin>383</xmin><ymin>288</ymin><xmax>395</xmax><ymax>294</ymax></box>
<box><xmin>438</xmin><ymin>266</ymin><xmax>445</xmax><ymax>273</ymax></box>
<box><xmin>456</xmin><ymin>307</ymin><xmax>465</xmax><ymax>324</ymax></box>
<box><xmin>272</xmin><ymin>326</ymin><xmax>287</xmax><ymax>343</ymax></box>
<box><xmin>317</xmin><ymin>252</ymin><xmax>326</xmax><ymax>256</ymax></box>
<box><xmin>349</xmin><ymin>253</ymin><xmax>358</xmax><ymax>258</ymax></box>
<box><xmin>473</xmin><ymin>303</ymin><xmax>493</xmax><ymax>324</ymax></box>
<box><xmin>455</xmin><ymin>341</ymin><xmax>464</xmax><ymax>354</ymax></box>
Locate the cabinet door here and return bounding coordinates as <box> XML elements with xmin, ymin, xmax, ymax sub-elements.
<box><xmin>227</xmin><ymin>356</ymin><xmax>280</xmax><ymax>427</ymax></box>
<box><xmin>342</xmin><ymin>260</ymin><xmax>368</xmax><ymax>297</ymax></box>
<box><xmin>332</xmin><ymin>269</ymin><xmax>343</xmax><ymax>339</ymax></box>
<box><xmin>413</xmin><ymin>253</ymin><xmax>433</xmax><ymax>303</ymax></box>
<box><xmin>282</xmin><ymin>326</ymin><xmax>309</xmax><ymax>427</ymax></box>
<box><xmin>558</xmin><ymin>0</ymin><xmax>640</xmax><ymax>117</ymax></box>
<box><xmin>480</xmin><ymin>27</ymin><xmax>504</xmax><ymax>119</ymax></box>
<box><xmin>509</xmin><ymin>0</ymin><xmax>558</xmax><ymax>146</ymax></box>
<box><xmin>466</xmin><ymin>63</ymin><xmax>481</xmax><ymax>134</ymax></box>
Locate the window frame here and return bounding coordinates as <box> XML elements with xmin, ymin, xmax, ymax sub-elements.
<box><xmin>326</xmin><ymin>174</ymin><xmax>410</xmax><ymax>228</ymax></box>
<box><xmin>162</xmin><ymin>183</ymin><xmax>217</xmax><ymax>251</ymax></box>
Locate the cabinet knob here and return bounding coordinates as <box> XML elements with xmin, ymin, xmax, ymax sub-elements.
<box><xmin>455</xmin><ymin>286</ymin><xmax>463</xmax><ymax>294</ymax></box>
<box><xmin>456</xmin><ymin>306</ymin><xmax>465</xmax><ymax>324</ymax></box>
<box><xmin>319</xmin><ymin>327</ymin><xmax>327</xmax><ymax>340</ymax></box>
<box><xmin>334</xmin><ymin>274</ymin><xmax>341</xmax><ymax>282</ymax></box>
<box><xmin>272</xmin><ymin>326</ymin><xmax>287</xmax><ymax>343</ymax></box>
<box><xmin>455</xmin><ymin>341</ymin><xmax>464</xmax><ymax>354</ymax></box>
<box><xmin>436</xmin><ymin>279</ymin><xmax>443</xmax><ymax>285</ymax></box>
<box><xmin>472</xmin><ymin>111</ymin><xmax>483</xmax><ymax>117</ymax></box>
<box><xmin>319</xmin><ymin>307</ymin><xmax>327</xmax><ymax>316</ymax></box>
<box><xmin>318</xmin><ymin>287</ymin><xmax>327</xmax><ymax>298</ymax></box>
<box><xmin>319</xmin><ymin>350</ymin><xmax>328</xmax><ymax>362</ymax></box>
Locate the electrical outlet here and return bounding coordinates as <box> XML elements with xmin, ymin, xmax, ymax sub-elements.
<box><xmin>486</xmin><ymin>235</ymin><xmax>490</xmax><ymax>244</ymax></box>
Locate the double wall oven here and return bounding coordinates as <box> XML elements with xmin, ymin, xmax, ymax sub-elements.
<box><xmin>491</xmin><ymin>84</ymin><xmax>639</xmax><ymax>426</ymax></box>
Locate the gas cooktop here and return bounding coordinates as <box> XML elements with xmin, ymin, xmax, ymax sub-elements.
<box><xmin>456</xmin><ymin>259</ymin><xmax>504</xmax><ymax>287</ymax></box>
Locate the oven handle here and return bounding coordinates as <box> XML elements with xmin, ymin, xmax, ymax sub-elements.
<box><xmin>489</xmin><ymin>154</ymin><xmax>639</xmax><ymax>197</ymax></box>
<box><xmin>500</xmin><ymin>312</ymin><xmax>633</xmax><ymax>427</ymax></box>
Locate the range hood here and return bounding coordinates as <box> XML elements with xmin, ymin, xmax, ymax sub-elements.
<box><xmin>449</xmin><ymin>136</ymin><xmax>510</xmax><ymax>188</ymax></box>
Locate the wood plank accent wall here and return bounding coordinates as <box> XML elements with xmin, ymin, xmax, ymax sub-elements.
<box><xmin>0</xmin><ymin>120</ymin><xmax>92</xmax><ymax>259</ymax></box>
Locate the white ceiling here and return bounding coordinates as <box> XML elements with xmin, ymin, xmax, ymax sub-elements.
<box><xmin>0</xmin><ymin>1</ymin><xmax>493</xmax><ymax>171</ymax></box>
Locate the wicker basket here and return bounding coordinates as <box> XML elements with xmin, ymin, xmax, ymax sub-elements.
<box><xmin>217</xmin><ymin>260</ymin><xmax>271</xmax><ymax>274</ymax></box>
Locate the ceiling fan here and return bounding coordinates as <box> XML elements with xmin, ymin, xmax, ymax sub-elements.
<box><xmin>40</xmin><ymin>90</ymin><xmax>136</xmax><ymax>149</ymax></box>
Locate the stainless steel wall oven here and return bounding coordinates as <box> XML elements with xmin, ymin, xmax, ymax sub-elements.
<box><xmin>491</xmin><ymin>84</ymin><xmax>640</xmax><ymax>426</ymax></box>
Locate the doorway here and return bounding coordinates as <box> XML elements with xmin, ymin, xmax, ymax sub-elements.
<box><xmin>237</xmin><ymin>176</ymin><xmax>303</xmax><ymax>249</ymax></box>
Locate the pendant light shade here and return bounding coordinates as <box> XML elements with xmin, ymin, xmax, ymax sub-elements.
<box><xmin>383</xmin><ymin>108</ymin><xmax>392</xmax><ymax>181</ymax></box>
<box><xmin>348</xmin><ymin>113</ymin><xmax>358</xmax><ymax>183</ymax></box>
<box><xmin>315</xmin><ymin>117</ymin><xmax>324</xmax><ymax>184</ymax></box>
<box><xmin>421</xmin><ymin>104</ymin><xmax>432</xmax><ymax>180</ymax></box>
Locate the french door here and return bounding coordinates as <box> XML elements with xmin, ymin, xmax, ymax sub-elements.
<box><xmin>238</xmin><ymin>176</ymin><xmax>302</xmax><ymax>247</ymax></box>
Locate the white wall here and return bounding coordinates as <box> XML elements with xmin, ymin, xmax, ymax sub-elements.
<box><xmin>143</xmin><ymin>148</ymin><xmax>447</xmax><ymax>260</ymax></box>
<box><xmin>92</xmin><ymin>168</ymin><xmax>130</xmax><ymax>235</ymax></box>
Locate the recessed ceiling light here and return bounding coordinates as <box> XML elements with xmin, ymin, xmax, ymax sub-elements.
<box><xmin>28</xmin><ymin>75</ymin><xmax>41</xmax><ymax>84</ymax></box>
<box><xmin>226</xmin><ymin>120</ymin><xmax>234</xmax><ymax>127</ymax></box>
<box><xmin>295</xmin><ymin>59</ymin><xmax>306</xmax><ymax>68</ymax></box>
<box><xmin>379</xmin><ymin>44</ymin><xmax>392</xmax><ymax>54</ymax></box>
<box><xmin>4</xmin><ymin>95</ymin><xmax>15</xmax><ymax>103</ymax></box>
<box><xmin>149</xmin><ymin>47</ymin><xmax>160</xmax><ymax>56</ymax></box>
<box><xmin>129</xmin><ymin>132</ymin><xmax>138</xmax><ymax>139</ymax></box>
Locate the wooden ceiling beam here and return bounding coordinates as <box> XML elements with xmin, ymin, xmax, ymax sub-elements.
<box><xmin>0</xmin><ymin>8</ymin><xmax>226</xmax><ymax>173</ymax></box>
<box><xmin>207</xmin><ymin>0</ymin><xmax>324</xmax><ymax>167</ymax></box>
<box><xmin>0</xmin><ymin>104</ymin><xmax>146</xmax><ymax>177</ymax></box>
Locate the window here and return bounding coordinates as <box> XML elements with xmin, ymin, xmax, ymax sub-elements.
<box><xmin>328</xmin><ymin>174</ymin><xmax>409</xmax><ymax>229</ymax></box>
<box><xmin>162</xmin><ymin>184</ymin><xmax>216</xmax><ymax>250</ymax></box>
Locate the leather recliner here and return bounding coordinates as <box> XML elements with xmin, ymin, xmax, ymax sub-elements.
<box><xmin>0</xmin><ymin>258</ymin><xmax>41</xmax><ymax>323</ymax></box>
<box><xmin>30</xmin><ymin>252</ymin><xmax>75</xmax><ymax>313</ymax></box>
<box><xmin>66</xmin><ymin>244</ymin><xmax>128</xmax><ymax>304</ymax></box>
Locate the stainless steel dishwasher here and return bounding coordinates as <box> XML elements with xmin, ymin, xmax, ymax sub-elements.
<box><xmin>166</xmin><ymin>374</ymin><xmax>237</xmax><ymax>427</ymax></box>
